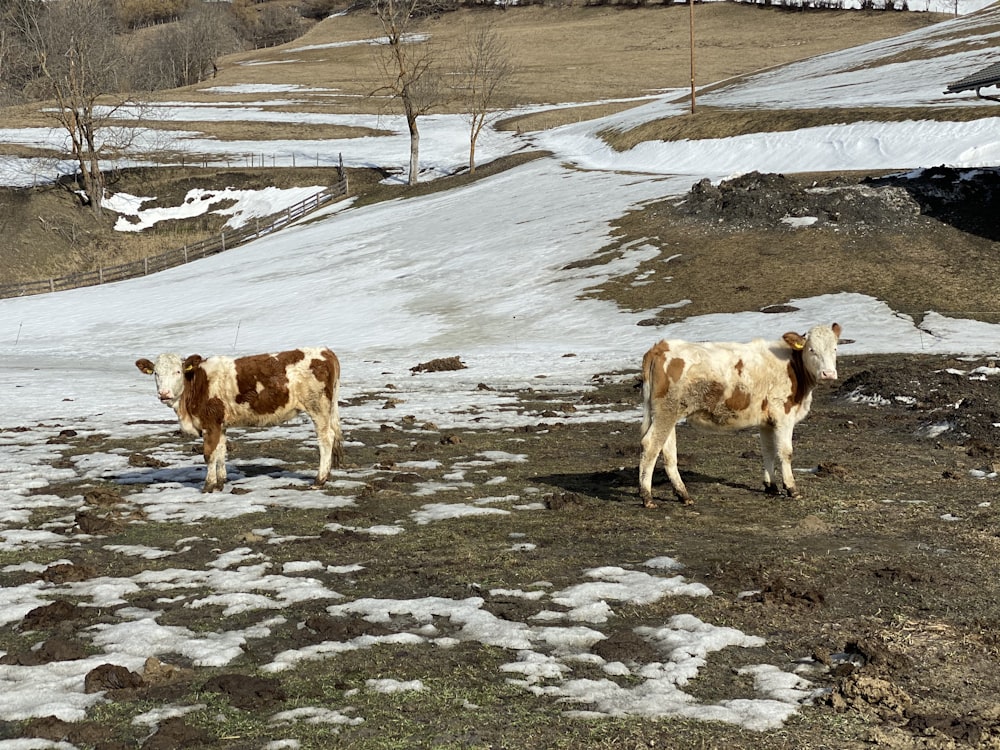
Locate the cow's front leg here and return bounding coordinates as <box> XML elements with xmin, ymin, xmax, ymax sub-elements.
<box><xmin>774</xmin><ymin>424</ymin><xmax>800</xmax><ymax>498</ymax></box>
<box><xmin>759</xmin><ymin>423</ymin><xmax>781</xmax><ymax>495</ymax></box>
<box><xmin>201</xmin><ymin>425</ymin><xmax>227</xmax><ymax>493</ymax></box>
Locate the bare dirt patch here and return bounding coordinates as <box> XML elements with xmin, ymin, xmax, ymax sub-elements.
<box><xmin>592</xmin><ymin>167</ymin><xmax>1000</xmax><ymax>328</ymax></box>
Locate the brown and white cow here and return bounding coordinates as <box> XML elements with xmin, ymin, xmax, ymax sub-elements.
<box><xmin>135</xmin><ymin>347</ymin><xmax>343</xmax><ymax>493</ymax></box>
<box><xmin>639</xmin><ymin>324</ymin><xmax>841</xmax><ymax>508</ymax></box>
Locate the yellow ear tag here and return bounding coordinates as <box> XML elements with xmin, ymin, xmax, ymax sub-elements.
<box><xmin>793</xmin><ymin>339</ymin><xmax>805</xmax><ymax>350</ymax></box>
<box><xmin>184</xmin><ymin>364</ymin><xmax>195</xmax><ymax>372</ymax></box>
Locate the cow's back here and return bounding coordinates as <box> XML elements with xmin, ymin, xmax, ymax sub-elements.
<box><xmin>649</xmin><ymin>337</ymin><xmax>796</xmax><ymax>430</ymax></box>
<box><xmin>203</xmin><ymin>348</ymin><xmax>339</xmax><ymax>427</ymax></box>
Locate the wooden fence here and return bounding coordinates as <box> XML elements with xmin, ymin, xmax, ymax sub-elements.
<box><xmin>0</xmin><ymin>172</ymin><xmax>348</xmax><ymax>300</ymax></box>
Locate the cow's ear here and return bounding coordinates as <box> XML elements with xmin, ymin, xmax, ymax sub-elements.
<box><xmin>832</xmin><ymin>322</ymin><xmax>842</xmax><ymax>338</ymax></box>
<box><xmin>135</xmin><ymin>358</ymin><xmax>155</xmax><ymax>375</ymax></box>
<box><xmin>782</xmin><ymin>332</ymin><xmax>806</xmax><ymax>350</ymax></box>
<box><xmin>182</xmin><ymin>354</ymin><xmax>203</xmax><ymax>372</ymax></box>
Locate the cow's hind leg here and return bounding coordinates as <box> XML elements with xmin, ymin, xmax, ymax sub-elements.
<box><xmin>660</xmin><ymin>426</ymin><xmax>691</xmax><ymax>505</ymax></box>
<box><xmin>309</xmin><ymin>397</ymin><xmax>343</xmax><ymax>489</ymax></box>
<box><xmin>640</xmin><ymin>420</ymin><xmax>690</xmax><ymax>507</ymax></box>
<box><xmin>330</xmin><ymin>383</ymin><xmax>344</xmax><ymax>469</ymax></box>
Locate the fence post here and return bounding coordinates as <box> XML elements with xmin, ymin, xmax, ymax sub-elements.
<box><xmin>221</xmin><ymin>233</ymin><xmax>226</xmax><ymax>252</ymax></box>
<box><xmin>184</xmin><ymin>245</ymin><xmax>188</xmax><ymax>263</ymax></box>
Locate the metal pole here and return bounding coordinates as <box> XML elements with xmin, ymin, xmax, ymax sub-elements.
<box><xmin>689</xmin><ymin>0</ymin><xmax>696</xmax><ymax>114</ymax></box>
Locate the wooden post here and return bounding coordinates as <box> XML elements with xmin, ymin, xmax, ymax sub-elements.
<box><xmin>689</xmin><ymin>0</ymin><xmax>696</xmax><ymax>114</ymax></box>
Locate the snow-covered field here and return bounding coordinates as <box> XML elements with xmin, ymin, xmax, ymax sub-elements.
<box><xmin>1</xmin><ymin>2</ymin><xmax>999</xmax><ymax>744</ymax></box>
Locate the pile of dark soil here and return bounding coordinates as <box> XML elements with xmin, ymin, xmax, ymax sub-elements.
<box><xmin>673</xmin><ymin>166</ymin><xmax>1000</xmax><ymax>241</ymax></box>
<box><xmin>871</xmin><ymin>165</ymin><xmax>1000</xmax><ymax>242</ymax></box>
<box><xmin>677</xmin><ymin>170</ymin><xmax>920</xmax><ymax>232</ymax></box>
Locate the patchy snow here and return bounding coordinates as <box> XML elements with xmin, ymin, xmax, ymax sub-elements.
<box><xmin>1</xmin><ymin>4</ymin><xmax>1000</xmax><ymax>737</ymax></box>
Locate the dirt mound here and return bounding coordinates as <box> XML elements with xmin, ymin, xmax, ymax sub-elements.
<box><xmin>676</xmin><ymin>170</ymin><xmax>921</xmax><ymax>232</ymax></box>
<box><xmin>872</xmin><ymin>165</ymin><xmax>1000</xmax><ymax>242</ymax></box>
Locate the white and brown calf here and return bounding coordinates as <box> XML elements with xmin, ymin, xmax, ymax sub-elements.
<box><xmin>639</xmin><ymin>324</ymin><xmax>841</xmax><ymax>508</ymax></box>
<box><xmin>136</xmin><ymin>347</ymin><xmax>343</xmax><ymax>493</ymax></box>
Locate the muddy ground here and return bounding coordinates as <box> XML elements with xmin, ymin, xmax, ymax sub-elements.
<box><xmin>3</xmin><ymin>349</ymin><xmax>1000</xmax><ymax>749</ymax></box>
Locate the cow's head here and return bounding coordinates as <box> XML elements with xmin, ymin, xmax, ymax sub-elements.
<box><xmin>135</xmin><ymin>353</ymin><xmax>188</xmax><ymax>407</ymax></box>
<box><xmin>783</xmin><ymin>323</ymin><xmax>841</xmax><ymax>381</ymax></box>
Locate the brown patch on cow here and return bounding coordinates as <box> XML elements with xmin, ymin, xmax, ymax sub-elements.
<box><xmin>309</xmin><ymin>349</ymin><xmax>340</xmax><ymax>402</ymax></box>
<box><xmin>181</xmin><ymin>363</ymin><xmax>214</xmax><ymax>426</ymax></box>
<box><xmin>641</xmin><ymin>342</ymin><xmax>672</xmax><ymax>401</ymax></box>
<box><xmin>135</xmin><ymin>358</ymin><xmax>154</xmax><ymax>374</ymax></box>
<box><xmin>181</xmin><ymin>355</ymin><xmax>207</xmax><ymax>412</ymax></box>
<box><xmin>666</xmin><ymin>357</ymin><xmax>685</xmax><ymax>383</ymax></box>
<box><xmin>234</xmin><ymin>350</ymin><xmax>305</xmax><ymax>414</ymax></box>
<box><xmin>735</xmin><ymin>358</ymin><xmax>745</xmax><ymax>377</ymax></box>
<box><xmin>784</xmin><ymin>350</ymin><xmax>816</xmax><ymax>412</ymax></box>
<box><xmin>202</xmin><ymin>420</ymin><xmax>223</xmax><ymax>460</ymax></box>
<box><xmin>182</xmin><ymin>354</ymin><xmax>204</xmax><ymax>376</ymax></box>
<box><xmin>725</xmin><ymin>384</ymin><xmax>752</xmax><ymax>412</ymax></box>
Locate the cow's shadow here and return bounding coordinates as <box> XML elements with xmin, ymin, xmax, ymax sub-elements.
<box><xmin>532</xmin><ymin>466</ymin><xmax>759</xmax><ymax>506</ymax></box>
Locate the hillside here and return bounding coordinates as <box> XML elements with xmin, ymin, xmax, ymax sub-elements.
<box><xmin>0</xmin><ymin>3</ymin><xmax>949</xmax><ymax>286</ymax></box>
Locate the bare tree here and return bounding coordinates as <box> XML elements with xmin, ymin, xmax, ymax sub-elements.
<box><xmin>14</xmin><ymin>0</ymin><xmax>140</xmax><ymax>215</ymax></box>
<box><xmin>0</xmin><ymin>0</ymin><xmax>34</xmax><ymax>105</ymax></box>
<box><xmin>371</xmin><ymin>0</ymin><xmax>447</xmax><ymax>186</ymax></box>
<box><xmin>136</xmin><ymin>3</ymin><xmax>242</xmax><ymax>90</ymax></box>
<box><xmin>456</xmin><ymin>18</ymin><xmax>514</xmax><ymax>175</ymax></box>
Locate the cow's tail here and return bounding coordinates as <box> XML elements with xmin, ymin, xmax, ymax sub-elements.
<box><xmin>640</xmin><ymin>345</ymin><xmax>659</xmax><ymax>437</ymax></box>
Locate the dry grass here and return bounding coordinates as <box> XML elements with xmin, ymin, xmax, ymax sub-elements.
<box><xmin>1</xmin><ymin>3</ymin><xmax>947</xmax><ymax>134</ymax></box>
<box><xmin>135</xmin><ymin>118</ymin><xmax>390</xmax><ymax>142</ymax></box>
<box><xmin>599</xmin><ymin>104</ymin><xmax>1000</xmax><ymax>150</ymax></box>
<box><xmin>174</xmin><ymin>3</ymin><xmax>950</xmax><ymax>139</ymax></box>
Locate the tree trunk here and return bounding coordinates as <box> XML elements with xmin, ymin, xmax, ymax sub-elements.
<box><xmin>406</xmin><ymin>109</ymin><xmax>420</xmax><ymax>186</ymax></box>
